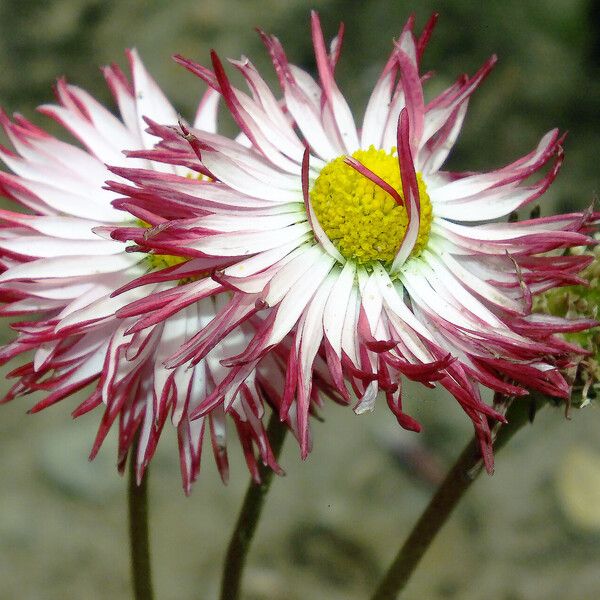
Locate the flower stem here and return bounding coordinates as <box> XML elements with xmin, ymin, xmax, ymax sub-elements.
<box><xmin>370</xmin><ymin>395</ymin><xmax>548</xmax><ymax>600</ymax></box>
<box><xmin>128</xmin><ymin>447</ymin><xmax>154</xmax><ymax>600</ymax></box>
<box><xmin>219</xmin><ymin>411</ymin><xmax>287</xmax><ymax>600</ymax></box>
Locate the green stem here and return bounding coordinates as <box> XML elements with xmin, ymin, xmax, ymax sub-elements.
<box><xmin>219</xmin><ymin>411</ymin><xmax>287</xmax><ymax>600</ymax></box>
<box><xmin>370</xmin><ymin>395</ymin><xmax>548</xmax><ymax>600</ymax></box>
<box><xmin>128</xmin><ymin>447</ymin><xmax>154</xmax><ymax>600</ymax></box>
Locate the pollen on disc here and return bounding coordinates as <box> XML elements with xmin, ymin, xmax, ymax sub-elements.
<box><xmin>310</xmin><ymin>146</ymin><xmax>432</xmax><ymax>264</ymax></box>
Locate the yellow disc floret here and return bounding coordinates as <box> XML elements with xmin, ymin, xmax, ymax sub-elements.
<box><xmin>310</xmin><ymin>146</ymin><xmax>432</xmax><ymax>265</ymax></box>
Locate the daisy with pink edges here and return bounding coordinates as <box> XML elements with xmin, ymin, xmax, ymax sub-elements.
<box><xmin>0</xmin><ymin>50</ymin><xmax>285</xmax><ymax>493</ymax></box>
<box><xmin>112</xmin><ymin>13</ymin><xmax>598</xmax><ymax>472</ymax></box>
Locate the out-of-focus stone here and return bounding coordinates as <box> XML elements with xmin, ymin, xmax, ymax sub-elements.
<box><xmin>555</xmin><ymin>445</ymin><xmax>600</xmax><ymax>532</ymax></box>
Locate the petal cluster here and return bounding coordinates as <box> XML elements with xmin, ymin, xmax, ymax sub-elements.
<box><xmin>0</xmin><ymin>51</ymin><xmax>287</xmax><ymax>493</ymax></box>
<box><xmin>111</xmin><ymin>13</ymin><xmax>598</xmax><ymax>472</ymax></box>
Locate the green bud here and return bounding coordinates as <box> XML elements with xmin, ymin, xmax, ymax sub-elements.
<box><xmin>534</xmin><ymin>235</ymin><xmax>599</xmax><ymax>407</ymax></box>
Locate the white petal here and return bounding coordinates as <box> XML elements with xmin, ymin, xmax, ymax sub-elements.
<box><xmin>0</xmin><ymin>236</ymin><xmax>124</xmax><ymax>258</ymax></box>
<box><xmin>201</xmin><ymin>150</ymin><xmax>301</xmax><ymax>203</ymax></box>
<box><xmin>265</xmin><ymin>252</ymin><xmax>335</xmax><ymax>345</ymax></box>
<box><xmin>262</xmin><ymin>243</ymin><xmax>326</xmax><ymax>306</ymax></box>
<box><xmin>323</xmin><ymin>261</ymin><xmax>356</xmax><ymax>356</ymax></box>
<box><xmin>0</xmin><ymin>253</ymin><xmax>141</xmax><ymax>282</ymax></box>
<box><xmin>128</xmin><ymin>48</ymin><xmax>179</xmax><ymax>150</ymax></box>
<box><xmin>190</xmin><ymin>221</ymin><xmax>312</xmax><ymax>256</ymax></box>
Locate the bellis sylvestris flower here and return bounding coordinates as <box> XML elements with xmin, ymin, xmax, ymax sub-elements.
<box><xmin>0</xmin><ymin>51</ymin><xmax>287</xmax><ymax>493</ymax></box>
<box><xmin>112</xmin><ymin>13</ymin><xmax>598</xmax><ymax>472</ymax></box>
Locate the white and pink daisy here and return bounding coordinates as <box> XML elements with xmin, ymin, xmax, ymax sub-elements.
<box><xmin>0</xmin><ymin>51</ymin><xmax>287</xmax><ymax>493</ymax></box>
<box><xmin>111</xmin><ymin>13</ymin><xmax>598</xmax><ymax>472</ymax></box>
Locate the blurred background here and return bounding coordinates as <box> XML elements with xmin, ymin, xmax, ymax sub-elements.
<box><xmin>1</xmin><ymin>0</ymin><xmax>599</xmax><ymax>598</ymax></box>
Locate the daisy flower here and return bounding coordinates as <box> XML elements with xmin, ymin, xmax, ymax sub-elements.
<box><xmin>0</xmin><ymin>50</ymin><xmax>285</xmax><ymax>493</ymax></box>
<box><xmin>112</xmin><ymin>13</ymin><xmax>598</xmax><ymax>472</ymax></box>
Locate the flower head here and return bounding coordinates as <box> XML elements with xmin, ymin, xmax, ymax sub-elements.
<box><xmin>0</xmin><ymin>51</ymin><xmax>287</xmax><ymax>493</ymax></box>
<box><xmin>113</xmin><ymin>14</ymin><xmax>598</xmax><ymax>472</ymax></box>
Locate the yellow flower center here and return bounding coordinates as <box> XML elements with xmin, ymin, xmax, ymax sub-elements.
<box><xmin>310</xmin><ymin>146</ymin><xmax>432</xmax><ymax>264</ymax></box>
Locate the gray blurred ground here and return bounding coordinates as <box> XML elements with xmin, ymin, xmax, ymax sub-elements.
<box><xmin>1</xmin><ymin>0</ymin><xmax>600</xmax><ymax>598</ymax></box>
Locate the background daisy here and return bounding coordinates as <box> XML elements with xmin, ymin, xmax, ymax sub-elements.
<box><xmin>0</xmin><ymin>51</ymin><xmax>282</xmax><ymax>493</ymax></box>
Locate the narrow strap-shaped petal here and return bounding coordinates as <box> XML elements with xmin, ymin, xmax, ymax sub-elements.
<box><xmin>310</xmin><ymin>11</ymin><xmax>359</xmax><ymax>152</ymax></box>
<box><xmin>396</xmin><ymin>24</ymin><xmax>424</xmax><ymax>155</ymax></box>
<box><xmin>392</xmin><ymin>109</ymin><xmax>421</xmax><ymax>270</ymax></box>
